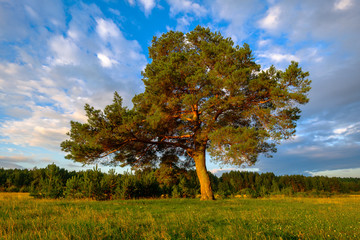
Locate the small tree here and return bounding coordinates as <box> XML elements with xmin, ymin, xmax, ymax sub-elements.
<box><xmin>102</xmin><ymin>169</ymin><xmax>119</xmax><ymax>200</ymax></box>
<box><xmin>61</xmin><ymin>26</ymin><xmax>311</xmax><ymax>200</ymax></box>
<box><xmin>82</xmin><ymin>166</ymin><xmax>105</xmax><ymax>200</ymax></box>
<box><xmin>65</xmin><ymin>175</ymin><xmax>84</xmax><ymax>199</ymax></box>
<box><xmin>36</xmin><ymin>164</ymin><xmax>65</xmax><ymax>199</ymax></box>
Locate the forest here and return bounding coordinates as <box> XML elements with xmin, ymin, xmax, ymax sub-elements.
<box><xmin>1</xmin><ymin>164</ymin><xmax>359</xmax><ymax>200</ymax></box>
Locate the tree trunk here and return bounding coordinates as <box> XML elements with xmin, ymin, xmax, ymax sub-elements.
<box><xmin>193</xmin><ymin>145</ymin><xmax>215</xmax><ymax>200</ymax></box>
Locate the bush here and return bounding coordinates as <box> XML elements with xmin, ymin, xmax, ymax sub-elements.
<box><xmin>259</xmin><ymin>186</ymin><xmax>269</xmax><ymax>197</ymax></box>
<box><xmin>240</xmin><ymin>188</ymin><xmax>258</xmax><ymax>198</ymax></box>
<box><xmin>19</xmin><ymin>186</ymin><xmax>29</xmax><ymax>192</ymax></box>
<box><xmin>7</xmin><ymin>186</ymin><xmax>19</xmax><ymax>192</ymax></box>
<box><xmin>281</xmin><ymin>187</ymin><xmax>294</xmax><ymax>196</ymax></box>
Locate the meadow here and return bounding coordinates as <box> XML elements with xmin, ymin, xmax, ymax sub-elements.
<box><xmin>0</xmin><ymin>193</ymin><xmax>359</xmax><ymax>239</ymax></box>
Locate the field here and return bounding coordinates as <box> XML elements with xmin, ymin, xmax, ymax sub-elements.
<box><xmin>0</xmin><ymin>193</ymin><xmax>359</xmax><ymax>239</ymax></box>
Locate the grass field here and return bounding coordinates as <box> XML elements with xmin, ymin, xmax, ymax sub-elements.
<box><xmin>0</xmin><ymin>193</ymin><xmax>359</xmax><ymax>239</ymax></box>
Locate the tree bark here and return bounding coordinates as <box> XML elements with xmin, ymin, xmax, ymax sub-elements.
<box><xmin>193</xmin><ymin>145</ymin><xmax>215</xmax><ymax>200</ymax></box>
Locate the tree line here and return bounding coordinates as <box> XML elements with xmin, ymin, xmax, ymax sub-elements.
<box><xmin>0</xmin><ymin>164</ymin><xmax>359</xmax><ymax>200</ymax></box>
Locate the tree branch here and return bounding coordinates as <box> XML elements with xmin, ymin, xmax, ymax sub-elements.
<box><xmin>99</xmin><ymin>138</ymin><xmax>137</xmax><ymax>158</ymax></box>
<box><xmin>161</xmin><ymin>134</ymin><xmax>193</xmax><ymax>139</ymax></box>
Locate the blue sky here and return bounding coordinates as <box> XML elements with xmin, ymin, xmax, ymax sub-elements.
<box><xmin>0</xmin><ymin>0</ymin><xmax>359</xmax><ymax>177</ymax></box>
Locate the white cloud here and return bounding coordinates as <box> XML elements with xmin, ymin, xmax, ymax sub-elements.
<box><xmin>126</xmin><ymin>0</ymin><xmax>156</xmax><ymax>15</ymax></box>
<box><xmin>67</xmin><ymin>29</ymin><xmax>81</xmax><ymax>41</ymax></box>
<box><xmin>258</xmin><ymin>39</ymin><xmax>271</xmax><ymax>47</ymax></box>
<box><xmin>139</xmin><ymin>0</ymin><xmax>156</xmax><ymax>14</ymax></box>
<box><xmin>297</xmin><ymin>48</ymin><xmax>323</xmax><ymax>63</ymax></box>
<box><xmin>334</xmin><ymin>128</ymin><xmax>347</xmax><ymax>135</ymax></box>
<box><xmin>209</xmin><ymin>0</ymin><xmax>263</xmax><ymax>43</ymax></box>
<box><xmin>332</xmin><ymin>123</ymin><xmax>360</xmax><ymax>137</ymax></box>
<box><xmin>254</xmin><ymin>0</ymin><xmax>360</xmax><ymax>47</ymax></box>
<box><xmin>96</xmin><ymin>18</ymin><xmax>120</xmax><ymax>40</ymax></box>
<box><xmin>175</xmin><ymin>16</ymin><xmax>192</xmax><ymax>31</ymax></box>
<box><xmin>0</xmin><ymin>0</ymin><xmax>66</xmax><ymax>42</ymax></box>
<box><xmin>126</xmin><ymin>0</ymin><xmax>136</xmax><ymax>6</ymax></box>
<box><xmin>259</xmin><ymin>6</ymin><xmax>281</xmax><ymax>30</ymax></box>
<box><xmin>0</xmin><ymin>62</ymin><xmax>20</xmax><ymax>75</ymax></box>
<box><xmin>312</xmin><ymin>122</ymin><xmax>360</xmax><ymax>145</ymax></box>
<box><xmin>0</xmin><ymin>103</ymin><xmax>81</xmax><ymax>150</ymax></box>
<box><xmin>167</xmin><ymin>0</ymin><xmax>207</xmax><ymax>17</ymax></box>
<box><xmin>334</xmin><ymin>0</ymin><xmax>353</xmax><ymax>11</ymax></box>
<box><xmin>256</xmin><ymin>45</ymin><xmax>325</xmax><ymax>71</ymax></box>
<box><xmin>0</xmin><ymin>155</ymin><xmax>35</xmax><ymax>169</ymax></box>
<box><xmin>0</xmin><ymin>154</ymin><xmax>55</xmax><ymax>169</ymax></box>
<box><xmin>94</xmin><ymin>18</ymin><xmax>145</xmax><ymax>70</ymax></box>
<box><xmin>259</xmin><ymin>52</ymin><xmax>300</xmax><ymax>63</ymax></box>
<box><xmin>97</xmin><ymin>53</ymin><xmax>118</xmax><ymax>68</ymax></box>
<box><xmin>306</xmin><ymin>167</ymin><xmax>360</xmax><ymax>178</ymax></box>
<box><xmin>49</xmin><ymin>35</ymin><xmax>80</xmax><ymax>66</ymax></box>
<box><xmin>165</xmin><ymin>0</ymin><xmax>207</xmax><ymax>32</ymax></box>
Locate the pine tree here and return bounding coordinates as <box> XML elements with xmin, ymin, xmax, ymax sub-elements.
<box><xmin>61</xmin><ymin>26</ymin><xmax>311</xmax><ymax>200</ymax></box>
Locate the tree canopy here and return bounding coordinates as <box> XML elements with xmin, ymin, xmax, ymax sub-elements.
<box><xmin>61</xmin><ymin>26</ymin><xmax>311</xmax><ymax>200</ymax></box>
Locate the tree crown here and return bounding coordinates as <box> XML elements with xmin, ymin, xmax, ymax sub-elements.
<box><xmin>61</xmin><ymin>26</ymin><xmax>311</xmax><ymax>169</ymax></box>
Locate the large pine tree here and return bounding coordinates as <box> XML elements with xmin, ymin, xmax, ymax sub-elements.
<box><xmin>61</xmin><ymin>26</ymin><xmax>311</xmax><ymax>200</ymax></box>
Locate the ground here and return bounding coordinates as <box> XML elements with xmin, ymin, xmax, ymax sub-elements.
<box><xmin>0</xmin><ymin>193</ymin><xmax>359</xmax><ymax>239</ymax></box>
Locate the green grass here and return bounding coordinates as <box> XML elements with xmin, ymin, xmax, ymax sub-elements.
<box><xmin>1</xmin><ymin>193</ymin><xmax>359</xmax><ymax>239</ymax></box>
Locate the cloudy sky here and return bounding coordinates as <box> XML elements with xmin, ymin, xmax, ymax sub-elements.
<box><xmin>0</xmin><ymin>0</ymin><xmax>359</xmax><ymax>177</ymax></box>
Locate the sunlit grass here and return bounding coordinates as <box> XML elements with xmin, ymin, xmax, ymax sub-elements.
<box><xmin>0</xmin><ymin>192</ymin><xmax>32</xmax><ymax>201</ymax></box>
<box><xmin>1</xmin><ymin>193</ymin><xmax>359</xmax><ymax>239</ymax></box>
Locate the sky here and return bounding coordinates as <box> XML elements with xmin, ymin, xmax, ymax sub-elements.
<box><xmin>0</xmin><ymin>0</ymin><xmax>359</xmax><ymax>178</ymax></box>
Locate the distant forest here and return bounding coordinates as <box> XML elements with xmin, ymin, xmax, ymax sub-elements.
<box><xmin>1</xmin><ymin>164</ymin><xmax>359</xmax><ymax>200</ymax></box>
